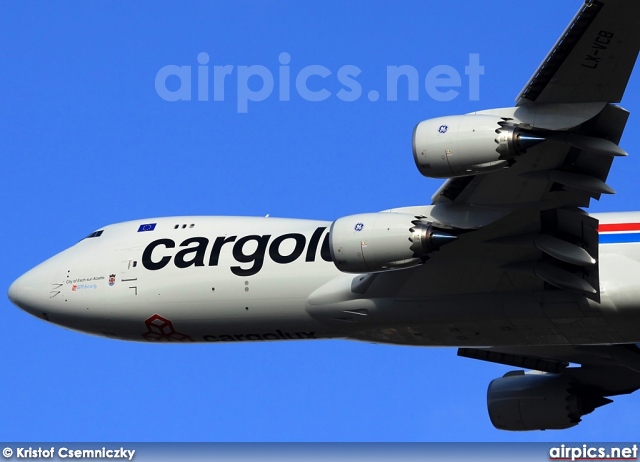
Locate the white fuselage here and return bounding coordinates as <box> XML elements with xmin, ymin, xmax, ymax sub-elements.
<box><xmin>8</xmin><ymin>212</ymin><xmax>640</xmax><ymax>347</ymax></box>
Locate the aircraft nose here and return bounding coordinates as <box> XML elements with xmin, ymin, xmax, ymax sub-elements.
<box><xmin>7</xmin><ymin>265</ymin><xmax>57</xmax><ymax>319</ymax></box>
<box><xmin>7</xmin><ymin>277</ymin><xmax>20</xmax><ymax>305</ymax></box>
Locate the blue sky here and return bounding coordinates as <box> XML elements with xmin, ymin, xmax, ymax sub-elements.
<box><xmin>1</xmin><ymin>1</ymin><xmax>639</xmax><ymax>442</ymax></box>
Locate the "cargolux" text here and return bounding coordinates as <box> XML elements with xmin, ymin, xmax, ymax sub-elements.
<box><xmin>142</xmin><ymin>226</ymin><xmax>332</xmax><ymax>276</ymax></box>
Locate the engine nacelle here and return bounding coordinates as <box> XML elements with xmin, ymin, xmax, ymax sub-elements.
<box><xmin>412</xmin><ymin>114</ymin><xmax>543</xmax><ymax>178</ymax></box>
<box><xmin>487</xmin><ymin>371</ymin><xmax>610</xmax><ymax>431</ymax></box>
<box><xmin>329</xmin><ymin>212</ymin><xmax>456</xmax><ymax>273</ymax></box>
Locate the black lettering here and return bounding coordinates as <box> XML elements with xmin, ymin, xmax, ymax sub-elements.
<box><xmin>591</xmin><ymin>41</ymin><xmax>606</xmax><ymax>50</ymax></box>
<box><xmin>175</xmin><ymin>237</ymin><xmax>209</xmax><ymax>268</ymax></box>
<box><xmin>320</xmin><ymin>232</ymin><xmax>332</xmax><ymax>262</ymax></box>
<box><xmin>585</xmin><ymin>54</ymin><xmax>601</xmax><ymax>64</ymax></box>
<box><xmin>209</xmin><ymin>235</ymin><xmax>236</xmax><ymax>266</ymax></box>
<box><xmin>305</xmin><ymin>227</ymin><xmax>326</xmax><ymax>262</ymax></box>
<box><xmin>144</xmin><ymin>229</ymin><xmax>332</xmax><ymax>274</ymax></box>
<box><xmin>142</xmin><ymin>239</ymin><xmax>175</xmax><ymax>270</ymax></box>
<box><xmin>582</xmin><ymin>52</ymin><xmax>601</xmax><ymax>69</ymax></box>
<box><xmin>598</xmin><ymin>30</ymin><xmax>614</xmax><ymax>39</ymax></box>
<box><xmin>269</xmin><ymin>233</ymin><xmax>306</xmax><ymax>264</ymax></box>
<box><xmin>204</xmin><ymin>332</ymin><xmax>312</xmax><ymax>342</ymax></box>
<box><xmin>231</xmin><ymin>235</ymin><xmax>270</xmax><ymax>276</ymax></box>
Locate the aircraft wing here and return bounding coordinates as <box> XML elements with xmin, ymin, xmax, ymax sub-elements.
<box><xmin>517</xmin><ymin>0</ymin><xmax>640</xmax><ymax>105</ymax></box>
<box><xmin>417</xmin><ymin>0</ymin><xmax>639</xmax><ymax>302</ymax></box>
<box><xmin>405</xmin><ymin>102</ymin><xmax>630</xmax><ymax>302</ymax></box>
<box><xmin>403</xmin><ymin>0</ymin><xmax>640</xmax><ymax>426</ymax></box>
<box><xmin>458</xmin><ymin>344</ymin><xmax>640</xmax><ymax>407</ymax></box>
<box><xmin>433</xmin><ymin>0</ymin><xmax>640</xmax><ymax>210</ymax></box>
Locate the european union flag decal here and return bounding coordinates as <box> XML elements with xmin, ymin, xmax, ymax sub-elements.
<box><xmin>137</xmin><ymin>223</ymin><xmax>157</xmax><ymax>232</ymax></box>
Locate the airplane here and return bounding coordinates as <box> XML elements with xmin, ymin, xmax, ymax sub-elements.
<box><xmin>7</xmin><ymin>0</ymin><xmax>640</xmax><ymax>432</ymax></box>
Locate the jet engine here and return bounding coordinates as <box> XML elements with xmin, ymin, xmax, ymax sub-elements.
<box><xmin>412</xmin><ymin>114</ymin><xmax>543</xmax><ymax>178</ymax></box>
<box><xmin>329</xmin><ymin>212</ymin><xmax>456</xmax><ymax>273</ymax></box>
<box><xmin>487</xmin><ymin>371</ymin><xmax>612</xmax><ymax>431</ymax></box>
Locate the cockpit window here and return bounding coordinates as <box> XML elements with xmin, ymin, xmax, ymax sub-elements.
<box><xmin>85</xmin><ymin>230</ymin><xmax>104</xmax><ymax>239</ymax></box>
